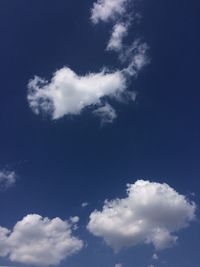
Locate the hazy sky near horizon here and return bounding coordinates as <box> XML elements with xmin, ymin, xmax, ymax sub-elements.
<box><xmin>0</xmin><ymin>0</ymin><xmax>200</xmax><ymax>267</ymax></box>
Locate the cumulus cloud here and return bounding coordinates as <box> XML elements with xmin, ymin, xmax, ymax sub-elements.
<box><xmin>28</xmin><ymin>68</ymin><xmax>126</xmax><ymax>120</ymax></box>
<box><xmin>107</xmin><ymin>23</ymin><xmax>128</xmax><ymax>52</ymax></box>
<box><xmin>0</xmin><ymin>214</ymin><xmax>83</xmax><ymax>266</ymax></box>
<box><xmin>0</xmin><ymin>171</ymin><xmax>17</xmax><ymax>190</ymax></box>
<box><xmin>87</xmin><ymin>180</ymin><xmax>196</xmax><ymax>252</ymax></box>
<box><xmin>27</xmin><ymin>42</ymin><xmax>148</xmax><ymax>121</ymax></box>
<box><xmin>91</xmin><ymin>0</ymin><xmax>129</xmax><ymax>24</ymax></box>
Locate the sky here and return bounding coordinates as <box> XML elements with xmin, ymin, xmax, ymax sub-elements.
<box><xmin>0</xmin><ymin>0</ymin><xmax>200</xmax><ymax>267</ymax></box>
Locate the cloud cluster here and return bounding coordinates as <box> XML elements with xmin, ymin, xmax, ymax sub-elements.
<box><xmin>91</xmin><ymin>0</ymin><xmax>137</xmax><ymax>60</ymax></box>
<box><xmin>27</xmin><ymin>0</ymin><xmax>148</xmax><ymax>124</ymax></box>
<box><xmin>0</xmin><ymin>214</ymin><xmax>83</xmax><ymax>266</ymax></box>
<box><xmin>87</xmin><ymin>180</ymin><xmax>196</xmax><ymax>252</ymax></box>
<box><xmin>0</xmin><ymin>170</ymin><xmax>17</xmax><ymax>190</ymax></box>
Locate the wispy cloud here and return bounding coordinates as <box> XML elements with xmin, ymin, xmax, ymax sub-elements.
<box><xmin>0</xmin><ymin>170</ymin><xmax>17</xmax><ymax>190</ymax></box>
<box><xmin>93</xmin><ymin>102</ymin><xmax>117</xmax><ymax>125</ymax></box>
<box><xmin>107</xmin><ymin>23</ymin><xmax>129</xmax><ymax>52</ymax></box>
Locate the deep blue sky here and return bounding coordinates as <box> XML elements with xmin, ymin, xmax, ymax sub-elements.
<box><xmin>0</xmin><ymin>0</ymin><xmax>200</xmax><ymax>267</ymax></box>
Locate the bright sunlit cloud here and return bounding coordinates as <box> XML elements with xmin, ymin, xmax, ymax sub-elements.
<box><xmin>88</xmin><ymin>180</ymin><xmax>196</xmax><ymax>251</ymax></box>
<box><xmin>0</xmin><ymin>214</ymin><xmax>83</xmax><ymax>266</ymax></box>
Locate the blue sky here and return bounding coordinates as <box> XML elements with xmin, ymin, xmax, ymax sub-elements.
<box><xmin>0</xmin><ymin>0</ymin><xmax>200</xmax><ymax>267</ymax></box>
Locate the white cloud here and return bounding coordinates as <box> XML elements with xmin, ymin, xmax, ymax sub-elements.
<box><xmin>27</xmin><ymin>43</ymin><xmax>148</xmax><ymax>122</ymax></box>
<box><xmin>0</xmin><ymin>214</ymin><xmax>83</xmax><ymax>266</ymax></box>
<box><xmin>93</xmin><ymin>103</ymin><xmax>117</xmax><ymax>124</ymax></box>
<box><xmin>115</xmin><ymin>264</ymin><xmax>123</xmax><ymax>267</ymax></box>
<box><xmin>28</xmin><ymin>0</ymin><xmax>149</xmax><ymax>123</ymax></box>
<box><xmin>107</xmin><ymin>23</ymin><xmax>128</xmax><ymax>52</ymax></box>
<box><xmin>28</xmin><ymin>67</ymin><xmax>126</xmax><ymax>120</ymax></box>
<box><xmin>0</xmin><ymin>171</ymin><xmax>17</xmax><ymax>190</ymax></box>
<box><xmin>87</xmin><ymin>180</ymin><xmax>196</xmax><ymax>252</ymax></box>
<box><xmin>91</xmin><ymin>0</ymin><xmax>129</xmax><ymax>24</ymax></box>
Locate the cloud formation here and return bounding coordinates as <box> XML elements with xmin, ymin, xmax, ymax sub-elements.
<box><xmin>28</xmin><ymin>0</ymin><xmax>149</xmax><ymax>123</ymax></box>
<box><xmin>28</xmin><ymin>68</ymin><xmax>126</xmax><ymax>120</ymax></box>
<box><xmin>87</xmin><ymin>180</ymin><xmax>196</xmax><ymax>252</ymax></box>
<box><xmin>0</xmin><ymin>214</ymin><xmax>83</xmax><ymax>266</ymax></box>
<box><xmin>91</xmin><ymin>0</ymin><xmax>129</xmax><ymax>24</ymax></box>
<box><xmin>27</xmin><ymin>42</ymin><xmax>147</xmax><ymax>122</ymax></box>
<box><xmin>0</xmin><ymin>171</ymin><xmax>17</xmax><ymax>190</ymax></box>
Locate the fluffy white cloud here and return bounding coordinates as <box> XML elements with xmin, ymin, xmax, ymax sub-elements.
<box><xmin>115</xmin><ymin>264</ymin><xmax>123</xmax><ymax>267</ymax></box>
<box><xmin>27</xmin><ymin>42</ymin><xmax>148</xmax><ymax>122</ymax></box>
<box><xmin>87</xmin><ymin>180</ymin><xmax>196</xmax><ymax>252</ymax></box>
<box><xmin>107</xmin><ymin>23</ymin><xmax>128</xmax><ymax>52</ymax></box>
<box><xmin>93</xmin><ymin>103</ymin><xmax>117</xmax><ymax>124</ymax></box>
<box><xmin>0</xmin><ymin>171</ymin><xmax>17</xmax><ymax>189</ymax></box>
<box><xmin>0</xmin><ymin>214</ymin><xmax>83</xmax><ymax>266</ymax></box>
<box><xmin>91</xmin><ymin>0</ymin><xmax>129</xmax><ymax>24</ymax></box>
<box><xmin>28</xmin><ymin>68</ymin><xmax>126</xmax><ymax>120</ymax></box>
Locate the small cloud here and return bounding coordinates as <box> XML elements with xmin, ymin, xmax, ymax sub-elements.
<box><xmin>152</xmin><ymin>253</ymin><xmax>159</xmax><ymax>260</ymax></box>
<box><xmin>81</xmin><ymin>202</ymin><xmax>89</xmax><ymax>208</ymax></box>
<box><xmin>91</xmin><ymin>0</ymin><xmax>129</xmax><ymax>24</ymax></box>
<box><xmin>107</xmin><ymin>23</ymin><xmax>128</xmax><ymax>52</ymax></box>
<box><xmin>93</xmin><ymin>103</ymin><xmax>117</xmax><ymax>125</ymax></box>
<box><xmin>0</xmin><ymin>170</ymin><xmax>17</xmax><ymax>190</ymax></box>
<box><xmin>70</xmin><ymin>216</ymin><xmax>80</xmax><ymax>224</ymax></box>
<box><xmin>115</xmin><ymin>264</ymin><xmax>123</xmax><ymax>267</ymax></box>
